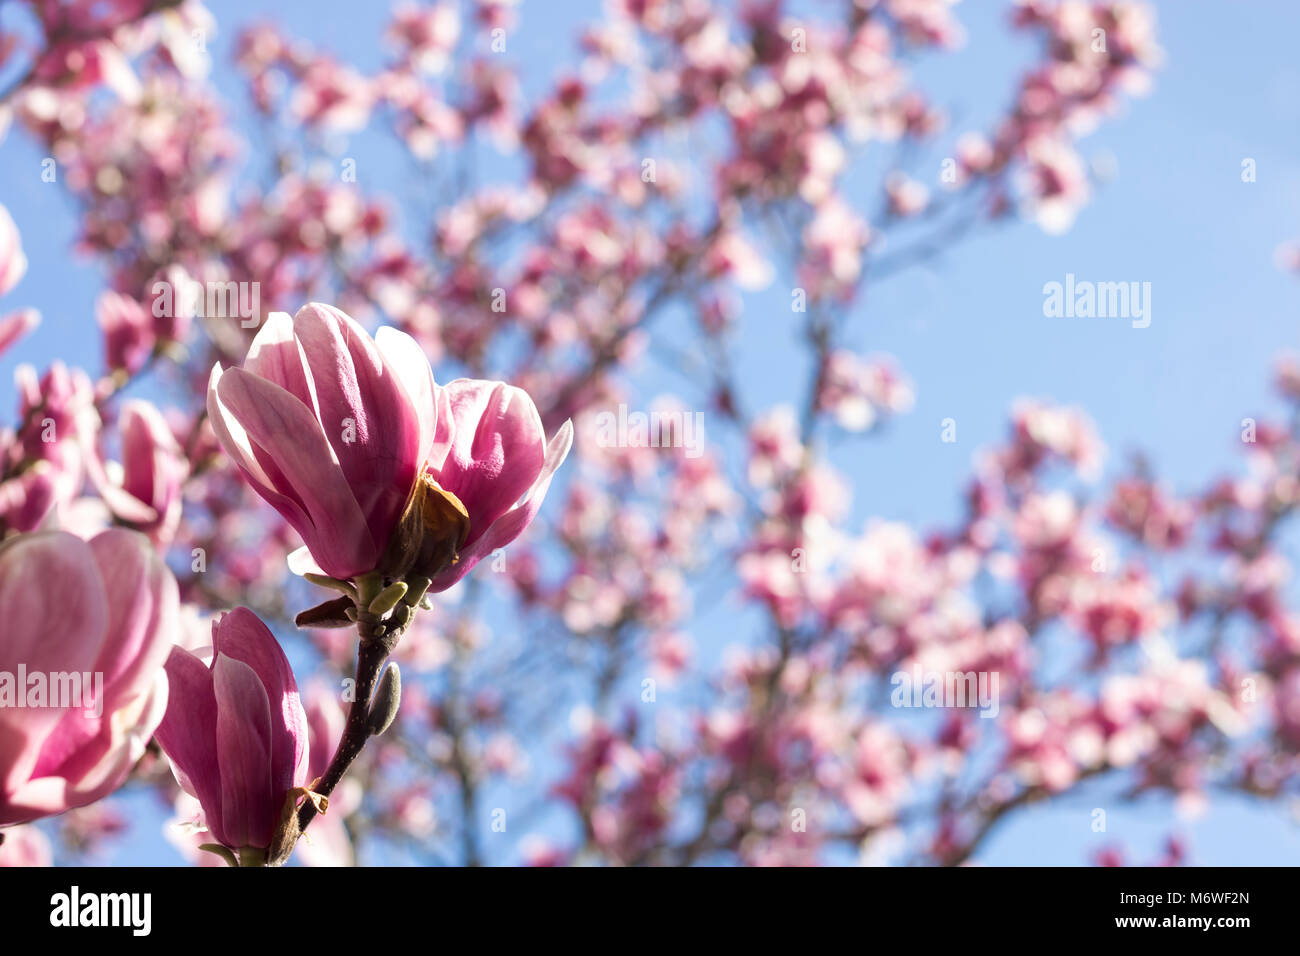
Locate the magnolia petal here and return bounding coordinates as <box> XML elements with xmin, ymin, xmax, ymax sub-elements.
<box><xmin>26</xmin><ymin>529</ymin><xmax>177</xmax><ymax>785</ymax></box>
<box><xmin>154</xmin><ymin>647</ymin><xmax>224</xmax><ymax>844</ymax></box>
<box><xmin>0</xmin><ymin>533</ymin><xmax>107</xmax><ymax>792</ymax></box>
<box><xmin>213</xmin><ymin>654</ymin><xmax>275</xmax><ymax>850</ymax></box>
<box><xmin>0</xmin><ymin>204</ymin><xmax>27</xmax><ymax>297</ymax></box>
<box><xmin>89</xmin><ymin>528</ymin><xmax>179</xmax><ymax>701</ymax></box>
<box><xmin>211</xmin><ymin>609</ymin><xmax>309</xmax><ymax>796</ymax></box>
<box><xmin>244</xmin><ymin>311</ymin><xmax>316</xmax><ymax>415</ymax></box>
<box><xmin>0</xmin><ymin>309</ymin><xmax>38</xmax><ymax>359</ymax></box>
<box><xmin>206</xmin><ymin>364</ymin><xmax>312</xmax><ymax>532</ymax></box>
<box><xmin>291</xmin><ymin>303</ymin><xmax>422</xmax><ymax>543</ymax></box>
<box><xmin>433</xmin><ymin>379</ymin><xmax>546</xmax><ymax>546</ymax></box>
<box><xmin>0</xmin><ymin>776</ymin><xmax>68</xmax><ymax>825</ymax></box>
<box><xmin>429</xmin><ymin>419</ymin><xmax>572</xmax><ymax>592</ymax></box>
<box><xmin>119</xmin><ymin>399</ymin><xmax>184</xmax><ymax>524</ymax></box>
<box><xmin>217</xmin><ymin>366</ymin><xmax>378</xmax><ymax>580</ymax></box>
<box><xmin>375</xmin><ymin>325</ymin><xmax>438</xmax><ymax>469</ymax></box>
<box><xmin>58</xmin><ymin>668</ymin><xmax>168</xmax><ymax>811</ymax></box>
<box><xmin>286</xmin><ymin>545</ymin><xmax>326</xmax><ymax>578</ymax></box>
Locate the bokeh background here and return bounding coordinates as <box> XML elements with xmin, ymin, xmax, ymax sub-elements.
<box><xmin>3</xmin><ymin>0</ymin><xmax>1300</xmax><ymax>865</ymax></box>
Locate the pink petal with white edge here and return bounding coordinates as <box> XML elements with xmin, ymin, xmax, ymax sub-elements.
<box><xmin>244</xmin><ymin>311</ymin><xmax>316</xmax><ymax>415</ymax></box>
<box><xmin>374</xmin><ymin>325</ymin><xmax>439</xmax><ymax>470</ymax></box>
<box><xmin>217</xmin><ymin>365</ymin><xmax>378</xmax><ymax>579</ymax></box>
<box><xmin>206</xmin><ymin>364</ymin><xmax>311</xmax><ymax>531</ymax></box>
<box><xmin>0</xmin><ymin>204</ymin><xmax>27</xmax><ymax>297</ymax></box>
<box><xmin>26</xmin><ymin>529</ymin><xmax>178</xmax><ymax>790</ymax></box>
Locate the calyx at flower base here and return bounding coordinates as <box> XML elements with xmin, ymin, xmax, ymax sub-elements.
<box><xmin>379</xmin><ymin>471</ymin><xmax>471</xmax><ymax>584</ymax></box>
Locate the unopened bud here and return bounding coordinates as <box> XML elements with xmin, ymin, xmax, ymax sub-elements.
<box><xmin>294</xmin><ymin>596</ymin><xmax>356</xmax><ymax>629</ymax></box>
<box><xmin>366</xmin><ymin>664</ymin><xmax>402</xmax><ymax>737</ymax></box>
<box><xmin>404</xmin><ymin>575</ymin><xmax>432</xmax><ymax>607</ymax></box>
<box><xmin>369</xmin><ymin>581</ymin><xmax>408</xmax><ymax>616</ymax></box>
<box><xmin>303</xmin><ymin>573</ymin><xmax>359</xmax><ymax>601</ymax></box>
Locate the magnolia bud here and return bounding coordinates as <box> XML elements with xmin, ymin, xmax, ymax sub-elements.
<box><xmin>366</xmin><ymin>664</ymin><xmax>402</xmax><ymax>737</ymax></box>
<box><xmin>368</xmin><ymin>581</ymin><xmax>408</xmax><ymax>616</ymax></box>
<box><xmin>303</xmin><ymin>573</ymin><xmax>359</xmax><ymax>601</ymax></box>
<box><xmin>294</xmin><ymin>595</ymin><xmax>356</xmax><ymax>629</ymax></box>
<box><xmin>404</xmin><ymin>575</ymin><xmax>432</xmax><ymax>607</ymax></box>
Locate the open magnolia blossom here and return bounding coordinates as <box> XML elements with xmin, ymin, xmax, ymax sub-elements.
<box><xmin>0</xmin><ymin>528</ymin><xmax>177</xmax><ymax>827</ymax></box>
<box><xmin>89</xmin><ymin>399</ymin><xmax>187</xmax><ymax>548</ymax></box>
<box><xmin>154</xmin><ymin>607</ymin><xmax>309</xmax><ymax>864</ymax></box>
<box><xmin>207</xmin><ymin>302</ymin><xmax>572</xmax><ymax>588</ymax></box>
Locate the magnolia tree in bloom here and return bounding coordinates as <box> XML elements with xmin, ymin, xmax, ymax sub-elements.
<box><xmin>0</xmin><ymin>0</ymin><xmax>1288</xmax><ymax>868</ymax></box>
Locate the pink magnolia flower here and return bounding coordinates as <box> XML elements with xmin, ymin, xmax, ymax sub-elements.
<box><xmin>291</xmin><ymin>59</ymin><xmax>374</xmax><ymax>133</ymax></box>
<box><xmin>91</xmin><ymin>400</ymin><xmax>187</xmax><ymax>547</ymax></box>
<box><xmin>207</xmin><ymin>303</ymin><xmax>426</xmax><ymax>581</ymax></box>
<box><xmin>0</xmin><ymin>529</ymin><xmax>177</xmax><ymax>827</ymax></box>
<box><xmin>1017</xmin><ymin>136</ymin><xmax>1090</xmax><ymax>235</ymax></box>
<box><xmin>34</xmin><ymin>39</ymin><xmax>141</xmax><ymax>102</ymax></box>
<box><xmin>96</xmin><ymin>291</ymin><xmax>153</xmax><ymax>376</ymax></box>
<box><xmin>209</xmin><ymin>302</ymin><xmax>572</xmax><ymax>588</ymax></box>
<box><xmin>154</xmin><ymin>607</ymin><xmax>309</xmax><ymax>854</ymax></box>
<box><xmin>0</xmin><ymin>362</ymin><xmax>98</xmax><ymax>533</ymax></box>
<box><xmin>388</xmin><ymin>1</ymin><xmax>460</xmax><ymax>75</ymax></box>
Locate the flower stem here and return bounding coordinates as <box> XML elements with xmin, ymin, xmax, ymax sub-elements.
<box><xmin>298</xmin><ymin>636</ymin><xmax>389</xmax><ymax>825</ymax></box>
<box><xmin>274</xmin><ymin>573</ymin><xmax>404</xmax><ymax>864</ymax></box>
<box><xmin>237</xmin><ymin>845</ymin><xmax>267</xmax><ymax>867</ymax></box>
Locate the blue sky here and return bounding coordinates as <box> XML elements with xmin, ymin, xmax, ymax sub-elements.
<box><xmin>6</xmin><ymin>0</ymin><xmax>1300</xmax><ymax>865</ymax></box>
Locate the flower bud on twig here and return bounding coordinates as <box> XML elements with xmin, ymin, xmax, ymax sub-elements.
<box><xmin>366</xmin><ymin>664</ymin><xmax>402</xmax><ymax>738</ymax></box>
<box><xmin>294</xmin><ymin>595</ymin><xmax>357</xmax><ymax>629</ymax></box>
<box><xmin>368</xmin><ymin>581</ymin><xmax>408</xmax><ymax>616</ymax></box>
